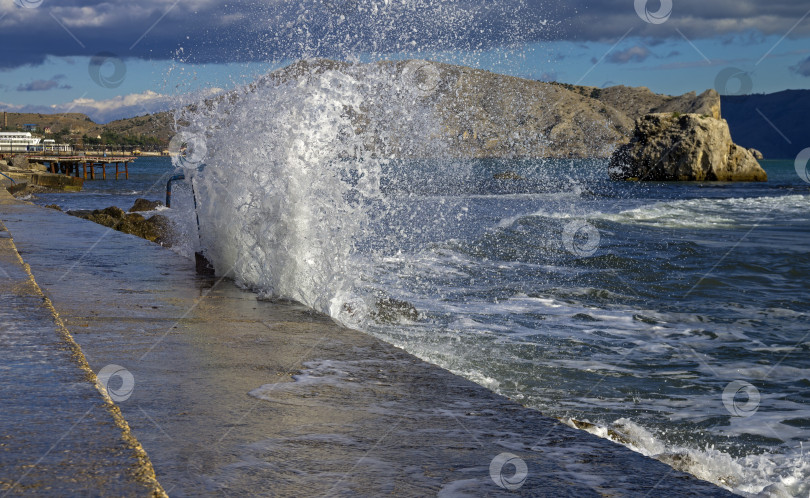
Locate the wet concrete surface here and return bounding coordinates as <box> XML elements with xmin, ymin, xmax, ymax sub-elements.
<box><xmin>0</xmin><ymin>194</ymin><xmax>163</xmax><ymax>495</ymax></box>
<box><xmin>0</xmin><ymin>197</ymin><xmax>736</xmax><ymax>496</ymax></box>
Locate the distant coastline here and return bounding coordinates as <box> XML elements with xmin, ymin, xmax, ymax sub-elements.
<box><xmin>2</xmin><ymin>60</ymin><xmax>808</xmax><ymax>160</ymax></box>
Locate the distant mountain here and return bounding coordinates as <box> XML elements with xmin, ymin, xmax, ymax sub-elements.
<box><xmin>721</xmin><ymin>90</ymin><xmax>810</xmax><ymax>159</ymax></box>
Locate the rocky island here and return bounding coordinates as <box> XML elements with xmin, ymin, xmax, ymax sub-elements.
<box><xmin>608</xmin><ymin>113</ymin><xmax>767</xmax><ymax>182</ymax></box>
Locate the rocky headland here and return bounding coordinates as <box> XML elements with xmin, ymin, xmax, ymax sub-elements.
<box><xmin>722</xmin><ymin>90</ymin><xmax>810</xmax><ymax>160</ymax></box>
<box><xmin>608</xmin><ymin>113</ymin><xmax>767</xmax><ymax>182</ymax></box>
<box><xmin>226</xmin><ymin>59</ymin><xmax>724</xmax><ymax>160</ymax></box>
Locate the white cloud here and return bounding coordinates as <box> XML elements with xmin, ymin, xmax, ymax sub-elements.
<box><xmin>0</xmin><ymin>87</ymin><xmax>223</xmax><ymax>123</ymax></box>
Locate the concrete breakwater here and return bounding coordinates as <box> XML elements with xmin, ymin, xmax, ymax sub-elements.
<box><xmin>0</xmin><ymin>189</ymin><xmax>164</xmax><ymax>496</ymax></box>
<box><xmin>0</xmin><ymin>192</ymin><xmax>737</xmax><ymax>495</ymax></box>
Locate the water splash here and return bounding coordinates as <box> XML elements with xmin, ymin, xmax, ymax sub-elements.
<box><xmin>175</xmin><ymin>60</ymin><xmax>451</xmax><ymax>322</ymax></box>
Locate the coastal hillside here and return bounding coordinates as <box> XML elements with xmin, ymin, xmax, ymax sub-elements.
<box><xmin>1</xmin><ymin>111</ymin><xmax>174</xmax><ymax>146</ymax></box>
<box><xmin>721</xmin><ymin>90</ymin><xmax>810</xmax><ymax>159</ymax></box>
<box><xmin>556</xmin><ymin>83</ymin><xmax>721</xmax><ymax>121</ymax></box>
<box><xmin>238</xmin><ymin>59</ymin><xmax>721</xmax><ymax>159</ymax></box>
<box><xmin>101</xmin><ymin>112</ymin><xmax>174</xmax><ymax>141</ymax></box>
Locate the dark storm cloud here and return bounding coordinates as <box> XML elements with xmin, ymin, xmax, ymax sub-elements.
<box><xmin>550</xmin><ymin>0</ymin><xmax>810</xmax><ymax>42</ymax></box>
<box><xmin>0</xmin><ymin>0</ymin><xmax>808</xmax><ymax>69</ymax></box>
<box><xmin>0</xmin><ymin>0</ymin><xmax>552</xmax><ymax>69</ymax></box>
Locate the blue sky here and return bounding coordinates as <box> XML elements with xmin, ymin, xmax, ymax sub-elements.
<box><xmin>1</xmin><ymin>0</ymin><xmax>809</xmax><ymax>123</ymax></box>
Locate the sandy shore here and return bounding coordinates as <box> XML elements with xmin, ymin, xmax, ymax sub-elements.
<box><xmin>0</xmin><ymin>194</ymin><xmax>735</xmax><ymax>496</ymax></box>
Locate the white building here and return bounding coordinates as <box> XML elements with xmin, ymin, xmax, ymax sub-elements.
<box><xmin>41</xmin><ymin>139</ymin><xmax>72</xmax><ymax>153</ymax></box>
<box><xmin>0</xmin><ymin>132</ymin><xmax>41</xmax><ymax>152</ymax></box>
<box><xmin>0</xmin><ymin>132</ymin><xmax>72</xmax><ymax>153</ymax></box>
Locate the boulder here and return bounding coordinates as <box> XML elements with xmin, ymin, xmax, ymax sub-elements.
<box><xmin>100</xmin><ymin>206</ymin><xmax>126</xmax><ymax>219</ymax></box>
<box><xmin>748</xmin><ymin>148</ymin><xmax>764</xmax><ymax>160</ymax></box>
<box><xmin>609</xmin><ymin>113</ymin><xmax>767</xmax><ymax>182</ymax></box>
<box><xmin>67</xmin><ymin>206</ymin><xmax>173</xmax><ymax>246</ymax></box>
<box><xmin>11</xmin><ymin>155</ymin><xmax>30</xmax><ymax>170</ymax></box>
<box><xmin>146</xmin><ymin>215</ymin><xmax>173</xmax><ymax>246</ymax></box>
<box><xmin>130</xmin><ymin>198</ymin><xmax>164</xmax><ymax>212</ymax></box>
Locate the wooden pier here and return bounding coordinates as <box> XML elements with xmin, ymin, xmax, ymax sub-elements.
<box><xmin>26</xmin><ymin>155</ymin><xmax>136</xmax><ymax>180</ymax></box>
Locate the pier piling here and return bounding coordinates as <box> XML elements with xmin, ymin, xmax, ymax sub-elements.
<box><xmin>28</xmin><ymin>155</ymin><xmax>136</xmax><ymax>181</ymax></box>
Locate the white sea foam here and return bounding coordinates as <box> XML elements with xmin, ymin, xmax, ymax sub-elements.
<box><xmin>563</xmin><ymin>417</ymin><xmax>810</xmax><ymax>497</ymax></box>
<box><xmin>530</xmin><ymin>194</ymin><xmax>810</xmax><ymax>229</ymax></box>
<box><xmin>632</xmin><ymin>194</ymin><xmax>802</xmax><ymax>229</ymax></box>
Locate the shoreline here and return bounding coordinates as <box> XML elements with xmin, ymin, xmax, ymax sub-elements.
<box><xmin>0</xmin><ymin>188</ymin><xmax>737</xmax><ymax>495</ymax></box>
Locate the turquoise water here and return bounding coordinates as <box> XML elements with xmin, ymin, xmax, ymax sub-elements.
<box><xmin>33</xmin><ymin>158</ymin><xmax>810</xmax><ymax>495</ymax></box>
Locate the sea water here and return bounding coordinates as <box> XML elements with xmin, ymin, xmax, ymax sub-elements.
<box><xmin>174</xmin><ymin>62</ymin><xmax>808</xmax><ymax>496</ymax></box>
<box><xmin>32</xmin><ymin>80</ymin><xmax>810</xmax><ymax>496</ymax></box>
<box><xmin>28</xmin><ymin>156</ymin><xmax>174</xmax><ymax>212</ymax></box>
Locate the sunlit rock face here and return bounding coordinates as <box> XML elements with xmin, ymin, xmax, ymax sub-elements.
<box><xmin>609</xmin><ymin>113</ymin><xmax>767</xmax><ymax>182</ymax></box>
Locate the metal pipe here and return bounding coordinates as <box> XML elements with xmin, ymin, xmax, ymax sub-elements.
<box><xmin>165</xmin><ymin>173</ymin><xmax>185</xmax><ymax>207</ymax></box>
<box><xmin>0</xmin><ymin>171</ymin><xmax>16</xmax><ymax>185</ymax></box>
<box><xmin>166</xmin><ymin>172</ymin><xmax>201</xmax><ymax>232</ymax></box>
